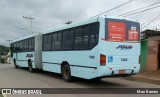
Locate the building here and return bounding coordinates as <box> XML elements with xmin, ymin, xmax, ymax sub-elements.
<box><xmin>141</xmin><ymin>30</ymin><xmax>160</xmax><ymax>72</ymax></box>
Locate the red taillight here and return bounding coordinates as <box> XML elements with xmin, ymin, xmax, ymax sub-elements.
<box><xmin>100</xmin><ymin>54</ymin><xmax>106</xmax><ymax>66</ymax></box>
<box><xmin>139</xmin><ymin>55</ymin><xmax>140</xmax><ymax>64</ymax></box>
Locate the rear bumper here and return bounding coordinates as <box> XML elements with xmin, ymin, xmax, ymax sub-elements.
<box><xmin>98</xmin><ymin>74</ymin><xmax>136</xmax><ymax>79</ymax></box>
<box><xmin>98</xmin><ymin>64</ymin><xmax>140</xmax><ymax>77</ymax></box>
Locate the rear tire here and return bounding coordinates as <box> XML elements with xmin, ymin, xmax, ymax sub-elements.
<box><xmin>61</xmin><ymin>64</ymin><xmax>72</xmax><ymax>82</ymax></box>
<box><xmin>14</xmin><ymin>59</ymin><xmax>19</xmax><ymax>68</ymax></box>
<box><xmin>28</xmin><ymin>60</ymin><xmax>34</xmax><ymax>73</ymax></box>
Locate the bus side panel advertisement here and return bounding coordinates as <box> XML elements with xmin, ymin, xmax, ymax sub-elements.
<box><xmin>108</xmin><ymin>21</ymin><xmax>126</xmax><ymax>42</ymax></box>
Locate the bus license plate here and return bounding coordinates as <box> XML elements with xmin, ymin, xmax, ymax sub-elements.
<box><xmin>119</xmin><ymin>70</ymin><xmax>126</xmax><ymax>74</ymax></box>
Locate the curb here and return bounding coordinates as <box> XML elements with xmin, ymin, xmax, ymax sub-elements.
<box><xmin>125</xmin><ymin>75</ymin><xmax>160</xmax><ymax>85</ymax></box>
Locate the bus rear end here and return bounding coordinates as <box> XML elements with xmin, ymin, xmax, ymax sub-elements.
<box><xmin>98</xmin><ymin>17</ymin><xmax>140</xmax><ymax>78</ymax></box>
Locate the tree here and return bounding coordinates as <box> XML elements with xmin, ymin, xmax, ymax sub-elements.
<box><xmin>0</xmin><ymin>45</ymin><xmax>9</xmax><ymax>63</ymax></box>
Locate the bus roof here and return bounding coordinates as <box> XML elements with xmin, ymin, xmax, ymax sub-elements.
<box><xmin>106</xmin><ymin>16</ymin><xmax>138</xmax><ymax>22</ymax></box>
<box><xmin>43</xmin><ymin>16</ymin><xmax>139</xmax><ymax>34</ymax></box>
<box><xmin>11</xmin><ymin>15</ymin><xmax>139</xmax><ymax>44</ymax></box>
<box><xmin>43</xmin><ymin>16</ymin><xmax>98</xmax><ymax>34</ymax></box>
<box><xmin>11</xmin><ymin>33</ymin><xmax>38</xmax><ymax>43</ymax></box>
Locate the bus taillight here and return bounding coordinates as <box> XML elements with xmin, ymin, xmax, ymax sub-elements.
<box><xmin>100</xmin><ymin>54</ymin><xmax>106</xmax><ymax>66</ymax></box>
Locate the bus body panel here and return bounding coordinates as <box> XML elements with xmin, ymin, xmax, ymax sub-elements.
<box><xmin>98</xmin><ymin>64</ymin><xmax>140</xmax><ymax>77</ymax></box>
<box><xmin>42</xmin><ymin>47</ymin><xmax>99</xmax><ymax>79</ymax></box>
<box><xmin>16</xmin><ymin>61</ymin><xmax>36</xmax><ymax>68</ymax></box>
<box><xmin>43</xmin><ymin>63</ymin><xmax>61</xmax><ymax>73</ymax></box>
<box><xmin>101</xmin><ymin>41</ymin><xmax>140</xmax><ymax>56</ymax></box>
<box><xmin>97</xmin><ymin>17</ymin><xmax>140</xmax><ymax>78</ymax></box>
<box><xmin>15</xmin><ymin>52</ymin><xmax>35</xmax><ymax>68</ymax></box>
<box><xmin>11</xmin><ymin>34</ymin><xmax>36</xmax><ymax>69</ymax></box>
<box><xmin>11</xmin><ymin>16</ymin><xmax>141</xmax><ymax>80</ymax></box>
<box><xmin>70</xmin><ymin>66</ymin><xmax>98</xmax><ymax>79</ymax></box>
<box><xmin>41</xmin><ymin>17</ymin><xmax>101</xmax><ymax>79</ymax></box>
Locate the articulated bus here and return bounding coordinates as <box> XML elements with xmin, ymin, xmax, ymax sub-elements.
<box><xmin>11</xmin><ymin>16</ymin><xmax>140</xmax><ymax>81</ymax></box>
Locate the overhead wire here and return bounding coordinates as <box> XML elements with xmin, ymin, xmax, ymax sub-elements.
<box><xmin>130</xmin><ymin>0</ymin><xmax>157</xmax><ymax>19</ymax></box>
<box><xmin>132</xmin><ymin>0</ymin><xmax>159</xmax><ymax>20</ymax></box>
<box><xmin>154</xmin><ymin>22</ymin><xmax>160</xmax><ymax>29</ymax></box>
<box><xmin>110</xmin><ymin>0</ymin><xmax>151</xmax><ymax>15</ymax></box>
<box><xmin>118</xmin><ymin>0</ymin><xmax>160</xmax><ymax>17</ymax></box>
<box><xmin>92</xmin><ymin>0</ymin><xmax>134</xmax><ymax>17</ymax></box>
<box><xmin>121</xmin><ymin>5</ymin><xmax>160</xmax><ymax>17</ymax></box>
<box><xmin>142</xmin><ymin>13</ymin><xmax>160</xmax><ymax>29</ymax></box>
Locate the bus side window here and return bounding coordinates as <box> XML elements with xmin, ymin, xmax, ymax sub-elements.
<box><xmin>10</xmin><ymin>43</ymin><xmax>13</xmax><ymax>51</ymax></box>
<box><xmin>43</xmin><ymin>35</ymin><xmax>47</xmax><ymax>50</ymax></box>
<box><xmin>62</xmin><ymin>29</ymin><xmax>74</xmax><ymax>50</ymax></box>
<box><xmin>48</xmin><ymin>34</ymin><xmax>52</xmax><ymax>50</ymax></box>
<box><xmin>74</xmin><ymin>27</ymin><xmax>83</xmax><ymax>49</ymax></box>
<box><xmin>17</xmin><ymin>41</ymin><xmax>23</xmax><ymax>52</ymax></box>
<box><xmin>32</xmin><ymin>38</ymin><xmax>35</xmax><ymax>51</ymax></box>
<box><xmin>62</xmin><ymin>30</ymin><xmax>69</xmax><ymax>49</ymax></box>
<box><xmin>14</xmin><ymin>43</ymin><xmax>17</xmax><ymax>52</ymax></box>
<box><xmin>24</xmin><ymin>39</ymin><xmax>29</xmax><ymax>52</ymax></box>
<box><xmin>43</xmin><ymin>34</ymin><xmax>51</xmax><ymax>51</ymax></box>
<box><xmin>68</xmin><ymin>29</ymin><xmax>74</xmax><ymax>49</ymax></box>
<box><xmin>89</xmin><ymin>23</ymin><xmax>99</xmax><ymax>49</ymax></box>
<box><xmin>29</xmin><ymin>38</ymin><xmax>31</xmax><ymax>51</ymax></box>
<box><xmin>57</xmin><ymin>32</ymin><xmax>62</xmax><ymax>50</ymax></box>
<box><xmin>24</xmin><ymin>40</ymin><xmax>26</xmax><ymax>52</ymax></box>
<box><xmin>26</xmin><ymin>39</ymin><xmax>28</xmax><ymax>51</ymax></box>
<box><xmin>22</xmin><ymin>40</ymin><xmax>25</xmax><ymax>51</ymax></box>
<box><xmin>29</xmin><ymin>38</ymin><xmax>34</xmax><ymax>51</ymax></box>
<box><xmin>17</xmin><ymin>41</ymin><xmax>21</xmax><ymax>52</ymax></box>
<box><xmin>10</xmin><ymin>43</ymin><xmax>13</xmax><ymax>57</ymax></box>
<box><xmin>24</xmin><ymin>40</ymin><xmax>27</xmax><ymax>52</ymax></box>
<box><xmin>82</xmin><ymin>25</ymin><xmax>90</xmax><ymax>49</ymax></box>
<box><xmin>52</xmin><ymin>32</ymin><xmax>62</xmax><ymax>50</ymax></box>
<box><xmin>17</xmin><ymin>42</ymin><xmax>19</xmax><ymax>52</ymax></box>
<box><xmin>52</xmin><ymin>33</ymin><xmax>58</xmax><ymax>50</ymax></box>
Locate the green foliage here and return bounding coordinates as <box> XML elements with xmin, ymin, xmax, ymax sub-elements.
<box><xmin>0</xmin><ymin>94</ymin><xmax>3</xmax><ymax>97</ymax></box>
<box><xmin>0</xmin><ymin>45</ymin><xmax>9</xmax><ymax>55</ymax></box>
<box><xmin>0</xmin><ymin>45</ymin><xmax>9</xmax><ymax>63</ymax></box>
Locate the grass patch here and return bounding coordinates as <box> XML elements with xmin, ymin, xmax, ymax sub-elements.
<box><xmin>0</xmin><ymin>94</ymin><xmax>3</xmax><ymax>97</ymax></box>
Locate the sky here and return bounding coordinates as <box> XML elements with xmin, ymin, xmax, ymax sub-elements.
<box><xmin>0</xmin><ymin>0</ymin><xmax>160</xmax><ymax>46</ymax></box>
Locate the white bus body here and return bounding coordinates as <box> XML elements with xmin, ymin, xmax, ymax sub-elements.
<box><xmin>11</xmin><ymin>16</ymin><xmax>140</xmax><ymax>81</ymax></box>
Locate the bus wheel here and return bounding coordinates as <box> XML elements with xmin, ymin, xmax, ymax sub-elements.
<box><xmin>14</xmin><ymin>59</ymin><xmax>19</xmax><ymax>68</ymax></box>
<box><xmin>28</xmin><ymin>60</ymin><xmax>34</xmax><ymax>73</ymax></box>
<box><xmin>61</xmin><ymin>65</ymin><xmax>72</xmax><ymax>82</ymax></box>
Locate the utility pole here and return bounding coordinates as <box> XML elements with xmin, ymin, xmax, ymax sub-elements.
<box><xmin>6</xmin><ymin>39</ymin><xmax>13</xmax><ymax>52</ymax></box>
<box><xmin>6</xmin><ymin>39</ymin><xmax>13</xmax><ymax>53</ymax></box>
<box><xmin>6</xmin><ymin>40</ymin><xmax>13</xmax><ymax>64</ymax></box>
<box><xmin>6</xmin><ymin>40</ymin><xmax>13</xmax><ymax>46</ymax></box>
<box><xmin>140</xmin><ymin>23</ymin><xmax>145</xmax><ymax>32</ymax></box>
<box><xmin>23</xmin><ymin>16</ymin><xmax>35</xmax><ymax>34</ymax></box>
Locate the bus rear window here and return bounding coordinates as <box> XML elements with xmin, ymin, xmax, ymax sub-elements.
<box><xmin>106</xmin><ymin>19</ymin><xmax>140</xmax><ymax>42</ymax></box>
<box><xmin>108</xmin><ymin>21</ymin><xmax>126</xmax><ymax>42</ymax></box>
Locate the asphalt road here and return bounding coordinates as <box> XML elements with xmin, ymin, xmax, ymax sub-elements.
<box><xmin>0</xmin><ymin>64</ymin><xmax>160</xmax><ymax>97</ymax></box>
